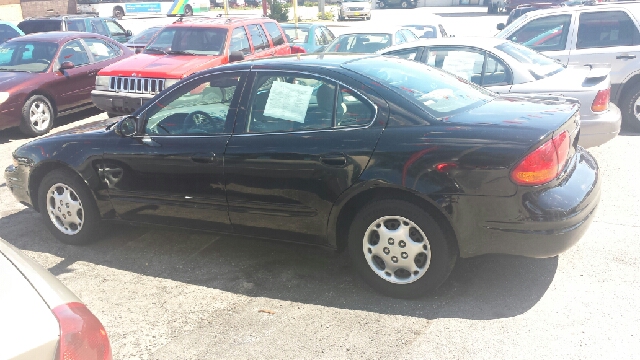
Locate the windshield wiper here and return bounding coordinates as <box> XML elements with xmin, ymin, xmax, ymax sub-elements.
<box><xmin>145</xmin><ymin>47</ymin><xmax>167</xmax><ymax>55</ymax></box>
<box><xmin>0</xmin><ymin>68</ymin><xmax>31</xmax><ymax>72</ymax></box>
<box><xmin>167</xmin><ymin>50</ymin><xmax>197</xmax><ymax>55</ymax></box>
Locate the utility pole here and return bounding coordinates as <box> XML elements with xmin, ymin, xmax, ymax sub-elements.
<box><xmin>262</xmin><ymin>0</ymin><xmax>268</xmax><ymax>17</ymax></box>
<box><xmin>292</xmin><ymin>0</ymin><xmax>298</xmax><ymax>25</ymax></box>
<box><xmin>319</xmin><ymin>0</ymin><xmax>325</xmax><ymax>17</ymax></box>
<box><xmin>223</xmin><ymin>0</ymin><xmax>229</xmax><ymax>16</ymax></box>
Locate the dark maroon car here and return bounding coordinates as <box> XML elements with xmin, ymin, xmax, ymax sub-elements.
<box><xmin>0</xmin><ymin>32</ymin><xmax>133</xmax><ymax>137</ymax></box>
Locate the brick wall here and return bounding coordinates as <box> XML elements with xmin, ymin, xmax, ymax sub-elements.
<box><xmin>20</xmin><ymin>0</ymin><xmax>77</xmax><ymax>18</ymax></box>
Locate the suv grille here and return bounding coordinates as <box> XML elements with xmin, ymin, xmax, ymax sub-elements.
<box><xmin>349</xmin><ymin>7</ymin><xmax>364</xmax><ymax>10</ymax></box>
<box><xmin>109</xmin><ymin>76</ymin><xmax>165</xmax><ymax>94</ymax></box>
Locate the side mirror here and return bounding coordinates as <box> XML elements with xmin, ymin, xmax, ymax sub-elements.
<box><xmin>496</xmin><ymin>23</ymin><xmax>506</xmax><ymax>31</ymax></box>
<box><xmin>135</xmin><ymin>47</ymin><xmax>143</xmax><ymax>54</ymax></box>
<box><xmin>59</xmin><ymin>61</ymin><xmax>75</xmax><ymax>70</ymax></box>
<box><xmin>126</xmin><ymin>30</ymin><xmax>133</xmax><ymax>37</ymax></box>
<box><xmin>115</xmin><ymin>116</ymin><xmax>137</xmax><ymax>137</ymax></box>
<box><xmin>229</xmin><ymin>50</ymin><xmax>245</xmax><ymax>63</ymax></box>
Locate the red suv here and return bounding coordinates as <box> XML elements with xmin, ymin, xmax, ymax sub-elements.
<box><xmin>92</xmin><ymin>17</ymin><xmax>291</xmax><ymax>116</ymax></box>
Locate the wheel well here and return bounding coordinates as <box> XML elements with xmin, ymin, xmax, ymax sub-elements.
<box><xmin>26</xmin><ymin>91</ymin><xmax>57</xmax><ymax>117</ymax></box>
<box><xmin>334</xmin><ymin>187</ymin><xmax>459</xmax><ymax>255</ymax></box>
<box><xmin>618</xmin><ymin>74</ymin><xmax>640</xmax><ymax>105</ymax></box>
<box><xmin>29</xmin><ymin>162</ymin><xmax>75</xmax><ymax>212</ymax></box>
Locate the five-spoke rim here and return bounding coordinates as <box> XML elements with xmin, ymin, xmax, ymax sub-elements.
<box><xmin>362</xmin><ymin>216</ymin><xmax>431</xmax><ymax>284</ymax></box>
<box><xmin>634</xmin><ymin>97</ymin><xmax>640</xmax><ymax>121</ymax></box>
<box><xmin>47</xmin><ymin>183</ymin><xmax>84</xmax><ymax>235</ymax></box>
<box><xmin>30</xmin><ymin>101</ymin><xmax>51</xmax><ymax>131</ymax></box>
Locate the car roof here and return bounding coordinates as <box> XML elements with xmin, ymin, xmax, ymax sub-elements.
<box><xmin>218</xmin><ymin>53</ymin><xmax>377</xmax><ymax>71</ymax></box>
<box><xmin>517</xmin><ymin>1</ymin><xmax>640</xmax><ymax>17</ymax></box>
<box><xmin>383</xmin><ymin>36</ymin><xmax>508</xmax><ymax>52</ymax></box>
<box><xmin>279</xmin><ymin>23</ymin><xmax>315</xmax><ymax>29</ymax></box>
<box><xmin>336</xmin><ymin>26</ymin><xmax>409</xmax><ymax>36</ymax></box>
<box><xmin>167</xmin><ymin>16</ymin><xmax>277</xmax><ymax>28</ymax></box>
<box><xmin>20</xmin><ymin>14</ymin><xmax>101</xmax><ymax>21</ymax></box>
<box><xmin>8</xmin><ymin>31</ymin><xmax>111</xmax><ymax>43</ymax></box>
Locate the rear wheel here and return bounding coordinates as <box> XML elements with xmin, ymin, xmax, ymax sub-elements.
<box><xmin>184</xmin><ymin>5</ymin><xmax>193</xmax><ymax>16</ymax></box>
<box><xmin>113</xmin><ymin>6</ymin><xmax>124</xmax><ymax>20</ymax></box>
<box><xmin>20</xmin><ymin>95</ymin><xmax>54</xmax><ymax>137</ymax></box>
<box><xmin>38</xmin><ymin>169</ymin><xmax>101</xmax><ymax>245</ymax></box>
<box><xmin>401</xmin><ymin>0</ymin><xmax>409</xmax><ymax>8</ymax></box>
<box><xmin>620</xmin><ymin>82</ymin><xmax>640</xmax><ymax>132</ymax></box>
<box><xmin>347</xmin><ymin>200</ymin><xmax>456</xmax><ymax>298</ymax></box>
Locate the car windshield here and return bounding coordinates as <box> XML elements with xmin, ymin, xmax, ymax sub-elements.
<box><xmin>344</xmin><ymin>57</ymin><xmax>493</xmax><ymax>119</ymax></box>
<box><xmin>325</xmin><ymin>33</ymin><xmax>391</xmax><ymax>53</ymax></box>
<box><xmin>496</xmin><ymin>41</ymin><xmax>564</xmax><ymax>80</ymax></box>
<box><xmin>281</xmin><ymin>26</ymin><xmax>309</xmax><ymax>44</ymax></box>
<box><xmin>145</xmin><ymin>27</ymin><xmax>227</xmax><ymax>56</ymax></box>
<box><xmin>496</xmin><ymin>13</ymin><xmax>529</xmax><ymax>38</ymax></box>
<box><xmin>0</xmin><ymin>41</ymin><xmax>58</xmax><ymax>73</ymax></box>
<box><xmin>129</xmin><ymin>27</ymin><xmax>162</xmax><ymax>45</ymax></box>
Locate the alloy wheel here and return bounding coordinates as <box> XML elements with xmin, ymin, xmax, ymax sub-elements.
<box><xmin>29</xmin><ymin>101</ymin><xmax>51</xmax><ymax>132</ymax></box>
<box><xmin>634</xmin><ymin>97</ymin><xmax>640</xmax><ymax>122</ymax></box>
<box><xmin>47</xmin><ymin>183</ymin><xmax>84</xmax><ymax>235</ymax></box>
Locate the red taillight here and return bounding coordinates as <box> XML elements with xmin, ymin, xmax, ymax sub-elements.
<box><xmin>511</xmin><ymin>131</ymin><xmax>570</xmax><ymax>186</ymax></box>
<box><xmin>290</xmin><ymin>45</ymin><xmax>306</xmax><ymax>54</ymax></box>
<box><xmin>52</xmin><ymin>302</ymin><xmax>112</xmax><ymax>360</ymax></box>
<box><xmin>591</xmin><ymin>88</ymin><xmax>610</xmax><ymax>112</ymax></box>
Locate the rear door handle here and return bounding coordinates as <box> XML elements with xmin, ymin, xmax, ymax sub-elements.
<box><xmin>191</xmin><ymin>153</ymin><xmax>217</xmax><ymax>164</ymax></box>
<box><xmin>320</xmin><ymin>153</ymin><xmax>347</xmax><ymax>167</ymax></box>
<box><xmin>616</xmin><ymin>54</ymin><xmax>636</xmax><ymax>60</ymax></box>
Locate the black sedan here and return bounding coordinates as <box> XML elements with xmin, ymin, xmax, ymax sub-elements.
<box><xmin>5</xmin><ymin>55</ymin><xmax>600</xmax><ymax>298</ymax></box>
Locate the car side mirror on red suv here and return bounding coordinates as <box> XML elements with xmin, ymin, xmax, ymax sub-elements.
<box><xmin>497</xmin><ymin>23</ymin><xmax>506</xmax><ymax>31</ymax></box>
<box><xmin>59</xmin><ymin>61</ymin><xmax>75</xmax><ymax>71</ymax></box>
<box><xmin>229</xmin><ymin>51</ymin><xmax>244</xmax><ymax>63</ymax></box>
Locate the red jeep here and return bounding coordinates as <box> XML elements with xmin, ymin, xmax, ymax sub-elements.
<box><xmin>92</xmin><ymin>17</ymin><xmax>291</xmax><ymax>116</ymax></box>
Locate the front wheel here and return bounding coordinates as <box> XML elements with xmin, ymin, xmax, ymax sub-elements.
<box><xmin>347</xmin><ymin>200</ymin><xmax>456</xmax><ymax>298</ymax></box>
<box><xmin>620</xmin><ymin>82</ymin><xmax>640</xmax><ymax>132</ymax></box>
<box><xmin>20</xmin><ymin>95</ymin><xmax>54</xmax><ymax>137</ymax></box>
<box><xmin>38</xmin><ymin>169</ymin><xmax>101</xmax><ymax>245</ymax></box>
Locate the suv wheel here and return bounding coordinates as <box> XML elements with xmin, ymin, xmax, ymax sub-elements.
<box><xmin>20</xmin><ymin>95</ymin><xmax>54</xmax><ymax>137</ymax></box>
<box><xmin>347</xmin><ymin>200</ymin><xmax>456</xmax><ymax>298</ymax></box>
<box><xmin>621</xmin><ymin>82</ymin><xmax>640</xmax><ymax>132</ymax></box>
<box><xmin>401</xmin><ymin>0</ymin><xmax>409</xmax><ymax>8</ymax></box>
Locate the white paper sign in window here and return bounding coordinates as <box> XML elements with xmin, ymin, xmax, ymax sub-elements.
<box><xmin>263</xmin><ymin>81</ymin><xmax>314</xmax><ymax>123</ymax></box>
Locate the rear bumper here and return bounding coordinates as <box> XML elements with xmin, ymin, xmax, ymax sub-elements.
<box><xmin>454</xmin><ymin>147</ymin><xmax>600</xmax><ymax>258</ymax></box>
<box><xmin>579</xmin><ymin>103</ymin><xmax>621</xmax><ymax>148</ymax></box>
<box><xmin>91</xmin><ymin>90</ymin><xmax>155</xmax><ymax>116</ymax></box>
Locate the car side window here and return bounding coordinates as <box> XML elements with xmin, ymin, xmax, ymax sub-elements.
<box><xmin>577</xmin><ymin>11</ymin><xmax>640</xmax><ymax>49</ymax></box>
<box><xmin>322</xmin><ymin>27</ymin><xmax>335</xmax><ymax>43</ymax></box>
<box><xmin>402</xmin><ymin>29</ymin><xmax>418</xmax><ymax>41</ymax></box>
<box><xmin>247</xmin><ymin>24</ymin><xmax>267</xmax><ymax>51</ymax></box>
<box><xmin>57</xmin><ymin>40</ymin><xmax>90</xmax><ymax>67</ymax></box>
<box><xmin>263</xmin><ymin>22</ymin><xmax>285</xmax><ymax>46</ymax></box>
<box><xmin>83</xmin><ymin>38</ymin><xmax>118</xmax><ymax>62</ymax></box>
<box><xmin>426</xmin><ymin>47</ymin><xmax>485</xmax><ymax>85</ymax></box>
<box><xmin>230</xmin><ymin>27</ymin><xmax>252</xmax><ymax>55</ymax></box>
<box><xmin>315</xmin><ymin>28</ymin><xmax>327</xmax><ymax>46</ymax></box>
<box><xmin>483</xmin><ymin>54</ymin><xmax>510</xmax><ymax>86</ymax></box>
<box><xmin>508</xmin><ymin>14</ymin><xmax>571</xmax><ymax>52</ymax></box>
<box><xmin>394</xmin><ymin>31</ymin><xmax>407</xmax><ymax>45</ymax></box>
<box><xmin>144</xmin><ymin>74</ymin><xmax>242</xmax><ymax>136</ymax></box>
<box><xmin>105</xmin><ymin>20</ymin><xmax>126</xmax><ymax>36</ymax></box>
<box><xmin>385</xmin><ymin>47</ymin><xmax>423</xmax><ymax>61</ymax></box>
<box><xmin>336</xmin><ymin>85</ymin><xmax>376</xmax><ymax>127</ymax></box>
<box><xmin>247</xmin><ymin>74</ymin><xmax>337</xmax><ymax>133</ymax></box>
<box><xmin>67</xmin><ymin>19</ymin><xmax>86</xmax><ymax>32</ymax></box>
<box><xmin>90</xmin><ymin>19</ymin><xmax>109</xmax><ymax>36</ymax></box>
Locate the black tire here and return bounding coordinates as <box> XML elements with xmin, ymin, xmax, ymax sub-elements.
<box><xmin>113</xmin><ymin>6</ymin><xmax>124</xmax><ymax>20</ymax></box>
<box><xmin>20</xmin><ymin>95</ymin><xmax>54</xmax><ymax>137</ymax></box>
<box><xmin>401</xmin><ymin>0</ymin><xmax>409</xmax><ymax>8</ymax></box>
<box><xmin>347</xmin><ymin>200</ymin><xmax>456</xmax><ymax>298</ymax></box>
<box><xmin>378</xmin><ymin>1</ymin><xmax>385</xmax><ymax>8</ymax></box>
<box><xmin>184</xmin><ymin>5</ymin><xmax>193</xmax><ymax>16</ymax></box>
<box><xmin>620</xmin><ymin>82</ymin><xmax>640</xmax><ymax>133</ymax></box>
<box><xmin>37</xmin><ymin>169</ymin><xmax>101</xmax><ymax>245</ymax></box>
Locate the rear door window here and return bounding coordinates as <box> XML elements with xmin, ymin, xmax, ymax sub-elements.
<box><xmin>263</xmin><ymin>22</ymin><xmax>285</xmax><ymax>46</ymax></box>
<box><xmin>90</xmin><ymin>19</ymin><xmax>109</xmax><ymax>36</ymax></box>
<box><xmin>58</xmin><ymin>40</ymin><xmax>90</xmax><ymax>67</ymax></box>
<box><xmin>230</xmin><ymin>27</ymin><xmax>252</xmax><ymax>55</ymax></box>
<box><xmin>321</xmin><ymin>27</ymin><xmax>335</xmax><ymax>43</ymax></box>
<box><xmin>84</xmin><ymin>38</ymin><xmax>118</xmax><ymax>62</ymax></box>
<box><xmin>577</xmin><ymin>11</ymin><xmax>640</xmax><ymax>49</ymax></box>
<box><xmin>67</xmin><ymin>19</ymin><xmax>87</xmax><ymax>32</ymax></box>
<box><xmin>426</xmin><ymin>47</ymin><xmax>486</xmax><ymax>85</ymax></box>
<box><xmin>105</xmin><ymin>20</ymin><xmax>126</xmax><ymax>37</ymax></box>
<box><xmin>507</xmin><ymin>14</ymin><xmax>572</xmax><ymax>52</ymax></box>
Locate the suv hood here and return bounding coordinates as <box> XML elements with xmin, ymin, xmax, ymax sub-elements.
<box><xmin>97</xmin><ymin>53</ymin><xmax>225</xmax><ymax>79</ymax></box>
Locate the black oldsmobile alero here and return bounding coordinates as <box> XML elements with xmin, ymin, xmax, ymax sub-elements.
<box><xmin>5</xmin><ymin>54</ymin><xmax>600</xmax><ymax>298</ymax></box>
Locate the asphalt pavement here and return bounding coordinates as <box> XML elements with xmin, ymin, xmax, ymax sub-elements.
<box><xmin>1</xmin><ymin>7</ymin><xmax>639</xmax><ymax>360</ymax></box>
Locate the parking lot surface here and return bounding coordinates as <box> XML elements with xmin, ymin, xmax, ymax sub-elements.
<box><xmin>1</xmin><ymin>7</ymin><xmax>640</xmax><ymax>360</ymax></box>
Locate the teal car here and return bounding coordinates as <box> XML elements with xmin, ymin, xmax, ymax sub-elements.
<box><xmin>280</xmin><ymin>23</ymin><xmax>335</xmax><ymax>53</ymax></box>
<box><xmin>0</xmin><ymin>22</ymin><xmax>24</xmax><ymax>44</ymax></box>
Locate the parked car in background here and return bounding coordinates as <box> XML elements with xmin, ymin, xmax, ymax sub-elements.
<box><xmin>496</xmin><ymin>2</ymin><xmax>640</xmax><ymax>131</ymax></box>
<box><xmin>337</xmin><ymin>0</ymin><xmax>372</xmax><ymax>21</ymax></box>
<box><xmin>92</xmin><ymin>17</ymin><xmax>291</xmax><ymax>116</ymax></box>
<box><xmin>280</xmin><ymin>23</ymin><xmax>335</xmax><ymax>53</ymax></box>
<box><xmin>502</xmin><ymin>0</ymin><xmax>564</xmax><ymax>13</ymax></box>
<box><xmin>0</xmin><ymin>238</ymin><xmax>112</xmax><ymax>360</ymax></box>
<box><xmin>323</xmin><ymin>26</ymin><xmax>418</xmax><ymax>53</ymax></box>
<box><xmin>377</xmin><ymin>0</ymin><xmax>416</xmax><ymax>9</ymax></box>
<box><xmin>500</xmin><ymin>3</ymin><xmax>561</xmax><ymax>27</ymax></box>
<box><xmin>0</xmin><ymin>32</ymin><xmax>134</xmax><ymax>136</ymax></box>
<box><xmin>381</xmin><ymin>37</ymin><xmax>621</xmax><ymax>148</ymax></box>
<box><xmin>0</xmin><ymin>21</ymin><xmax>24</xmax><ymax>43</ymax></box>
<box><xmin>403</xmin><ymin>16</ymin><xmax>450</xmax><ymax>38</ymax></box>
<box><xmin>18</xmin><ymin>15</ymin><xmax>132</xmax><ymax>43</ymax></box>
<box><xmin>5</xmin><ymin>54</ymin><xmax>600</xmax><ymax>298</ymax></box>
<box><xmin>123</xmin><ymin>26</ymin><xmax>163</xmax><ymax>53</ymax></box>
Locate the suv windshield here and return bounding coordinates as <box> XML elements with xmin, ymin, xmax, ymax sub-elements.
<box><xmin>344</xmin><ymin>57</ymin><xmax>493</xmax><ymax>119</ymax></box>
<box><xmin>496</xmin><ymin>41</ymin><xmax>564</xmax><ymax>80</ymax></box>
<box><xmin>0</xmin><ymin>41</ymin><xmax>58</xmax><ymax>73</ymax></box>
<box><xmin>145</xmin><ymin>27</ymin><xmax>227</xmax><ymax>56</ymax></box>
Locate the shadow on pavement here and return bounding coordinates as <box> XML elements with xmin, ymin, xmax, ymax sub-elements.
<box><xmin>0</xmin><ymin>108</ymin><xmax>103</xmax><ymax>144</ymax></box>
<box><xmin>1</xmin><ymin>208</ymin><xmax>558</xmax><ymax>321</ymax></box>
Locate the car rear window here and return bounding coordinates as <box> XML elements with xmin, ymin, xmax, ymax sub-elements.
<box><xmin>344</xmin><ymin>56</ymin><xmax>493</xmax><ymax>119</ymax></box>
<box><xmin>326</xmin><ymin>33</ymin><xmax>392</xmax><ymax>53</ymax></box>
<box><xmin>128</xmin><ymin>27</ymin><xmax>161</xmax><ymax>45</ymax></box>
<box><xmin>0</xmin><ymin>24</ymin><xmax>20</xmax><ymax>43</ymax></box>
<box><xmin>18</xmin><ymin>20</ymin><xmax>61</xmax><ymax>34</ymax></box>
<box><xmin>145</xmin><ymin>27</ymin><xmax>227</xmax><ymax>55</ymax></box>
<box><xmin>496</xmin><ymin>41</ymin><xmax>564</xmax><ymax>80</ymax></box>
<box><xmin>281</xmin><ymin>26</ymin><xmax>309</xmax><ymax>44</ymax></box>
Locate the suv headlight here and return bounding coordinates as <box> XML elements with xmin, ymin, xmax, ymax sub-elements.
<box><xmin>95</xmin><ymin>75</ymin><xmax>111</xmax><ymax>91</ymax></box>
<box><xmin>164</xmin><ymin>78</ymin><xmax>180</xmax><ymax>88</ymax></box>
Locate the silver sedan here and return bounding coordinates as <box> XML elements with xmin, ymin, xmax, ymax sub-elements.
<box><xmin>380</xmin><ymin>37</ymin><xmax>621</xmax><ymax>148</ymax></box>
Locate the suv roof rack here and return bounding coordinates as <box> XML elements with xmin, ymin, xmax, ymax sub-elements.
<box><xmin>172</xmin><ymin>14</ymin><xmax>266</xmax><ymax>24</ymax></box>
<box><xmin>24</xmin><ymin>13</ymin><xmax>99</xmax><ymax>20</ymax></box>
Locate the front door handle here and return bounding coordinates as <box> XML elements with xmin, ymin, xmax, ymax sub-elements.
<box><xmin>191</xmin><ymin>153</ymin><xmax>217</xmax><ymax>164</ymax></box>
<box><xmin>616</xmin><ymin>54</ymin><xmax>636</xmax><ymax>60</ymax></box>
<box><xmin>320</xmin><ymin>153</ymin><xmax>347</xmax><ymax>167</ymax></box>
